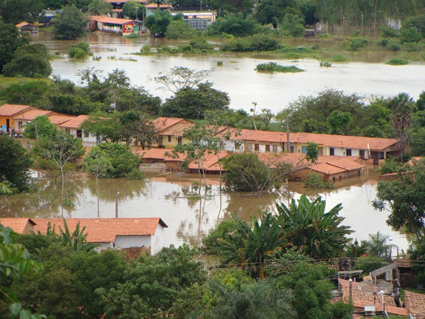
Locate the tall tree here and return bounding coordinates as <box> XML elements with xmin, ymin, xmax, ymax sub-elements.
<box><xmin>306</xmin><ymin>142</ymin><xmax>318</xmax><ymax>163</ymax></box>
<box><xmin>53</xmin><ymin>6</ymin><xmax>89</xmax><ymax>40</ymax></box>
<box><xmin>0</xmin><ymin>136</ymin><xmax>33</xmax><ymax>193</ymax></box>
<box><xmin>366</xmin><ymin>231</ymin><xmax>395</xmax><ymax>259</ymax></box>
<box><xmin>34</xmin><ymin>132</ymin><xmax>85</xmax><ymax>216</ymax></box>
<box><xmin>388</xmin><ymin>93</ymin><xmax>414</xmax><ymax>161</ymax></box>
<box><xmin>122</xmin><ymin>0</ymin><xmax>145</xmax><ymax>19</ymax></box>
<box><xmin>0</xmin><ymin>0</ymin><xmax>44</xmax><ymax>24</ymax></box>
<box><xmin>87</xmin><ymin>0</ymin><xmax>112</xmax><ymax>15</ymax></box>
<box><xmin>154</xmin><ymin>66</ymin><xmax>212</xmax><ymax>94</ymax></box>
<box><xmin>0</xmin><ymin>20</ymin><xmax>29</xmax><ymax>73</ymax></box>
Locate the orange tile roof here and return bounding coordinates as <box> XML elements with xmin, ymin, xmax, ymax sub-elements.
<box><xmin>13</xmin><ymin>109</ymin><xmax>52</xmax><ymax>121</ymax></box>
<box><xmin>48</xmin><ymin>115</ymin><xmax>75</xmax><ymax>125</ymax></box>
<box><xmin>219</xmin><ymin>129</ymin><xmax>398</xmax><ymax>151</ymax></box>
<box><xmin>33</xmin><ymin>218</ymin><xmax>167</xmax><ymax>243</ymax></box>
<box><xmin>160</xmin><ymin>123</ymin><xmax>195</xmax><ymax>137</ymax></box>
<box><xmin>308</xmin><ymin>163</ymin><xmax>347</xmax><ymax>175</ymax></box>
<box><xmin>90</xmin><ymin>16</ymin><xmax>133</xmax><ymax>24</ymax></box>
<box><xmin>138</xmin><ymin>148</ymin><xmax>170</xmax><ymax>160</ymax></box>
<box><xmin>405</xmin><ymin>290</ymin><xmax>425</xmax><ymax>317</ymax></box>
<box><xmin>0</xmin><ymin>104</ymin><xmax>32</xmax><ymax>116</ymax></box>
<box><xmin>188</xmin><ymin>150</ymin><xmax>229</xmax><ymax>170</ymax></box>
<box><xmin>145</xmin><ymin>3</ymin><xmax>173</xmax><ymax>8</ymax></box>
<box><xmin>257</xmin><ymin>152</ymin><xmax>307</xmax><ymax>167</ymax></box>
<box><xmin>60</xmin><ymin>115</ymin><xmax>88</xmax><ymax>129</ymax></box>
<box><xmin>106</xmin><ymin>0</ymin><xmax>147</xmax><ymax>3</ymax></box>
<box><xmin>152</xmin><ymin>117</ymin><xmax>187</xmax><ymax>132</ymax></box>
<box><xmin>15</xmin><ymin>21</ymin><xmax>30</xmax><ymax>28</ymax></box>
<box><xmin>0</xmin><ymin>218</ymin><xmax>36</xmax><ymax>234</ymax></box>
<box><xmin>317</xmin><ymin>156</ymin><xmax>365</xmax><ymax>171</ymax></box>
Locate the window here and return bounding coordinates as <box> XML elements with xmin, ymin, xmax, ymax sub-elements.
<box><xmin>359</xmin><ymin>150</ymin><xmax>365</xmax><ymax>159</ymax></box>
<box><xmin>18</xmin><ymin>121</ymin><xmax>23</xmax><ymax>129</ymax></box>
<box><xmin>255</xmin><ymin>144</ymin><xmax>259</xmax><ymax>151</ymax></box>
<box><xmin>177</xmin><ymin>137</ymin><xmax>182</xmax><ymax>145</ymax></box>
<box><xmin>235</xmin><ymin>142</ymin><xmax>240</xmax><ymax>150</ymax></box>
<box><xmin>346</xmin><ymin>149</ymin><xmax>352</xmax><ymax>156</ymax></box>
<box><xmin>265</xmin><ymin>145</ymin><xmax>270</xmax><ymax>152</ymax></box>
<box><xmin>248</xmin><ymin>143</ymin><xmax>254</xmax><ymax>151</ymax></box>
<box><xmin>318</xmin><ymin>147</ymin><xmax>324</xmax><ymax>156</ymax></box>
<box><xmin>168</xmin><ymin>136</ymin><xmax>171</xmax><ymax>143</ymax></box>
<box><xmin>301</xmin><ymin>146</ymin><xmax>307</xmax><ymax>154</ymax></box>
<box><xmin>330</xmin><ymin>148</ymin><xmax>335</xmax><ymax>156</ymax></box>
<box><xmin>273</xmin><ymin>145</ymin><xmax>278</xmax><ymax>153</ymax></box>
<box><xmin>290</xmin><ymin>146</ymin><xmax>294</xmax><ymax>153</ymax></box>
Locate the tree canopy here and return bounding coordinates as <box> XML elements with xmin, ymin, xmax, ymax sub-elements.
<box><xmin>0</xmin><ymin>20</ymin><xmax>29</xmax><ymax>74</ymax></box>
<box><xmin>53</xmin><ymin>6</ymin><xmax>89</xmax><ymax>40</ymax></box>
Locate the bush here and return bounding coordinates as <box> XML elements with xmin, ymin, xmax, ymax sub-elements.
<box><xmin>255</xmin><ymin>62</ymin><xmax>304</xmax><ymax>72</ymax></box>
<box><xmin>329</xmin><ymin>54</ymin><xmax>349</xmax><ymax>62</ymax></box>
<box><xmin>221</xmin><ymin>34</ymin><xmax>280</xmax><ymax>52</ymax></box>
<box><xmin>68</xmin><ymin>47</ymin><xmax>87</xmax><ymax>58</ymax></box>
<box><xmin>94</xmin><ymin>143</ymin><xmax>141</xmax><ymax>178</ymax></box>
<box><xmin>189</xmin><ymin>38</ymin><xmax>213</xmax><ymax>51</ymax></box>
<box><xmin>388</xmin><ymin>39</ymin><xmax>402</xmax><ymax>51</ymax></box>
<box><xmin>320</xmin><ymin>61</ymin><xmax>332</xmax><ymax>67</ymax></box>
<box><xmin>166</xmin><ymin>20</ymin><xmax>196</xmax><ymax>39</ymax></box>
<box><xmin>380</xmin><ymin>26</ymin><xmax>400</xmax><ymax>38</ymax></box>
<box><xmin>125</xmin><ymin>168</ymin><xmax>146</xmax><ymax>180</ymax></box>
<box><xmin>404</xmin><ymin>42</ymin><xmax>422</xmax><ymax>52</ymax></box>
<box><xmin>386</xmin><ymin>58</ymin><xmax>409</xmax><ymax>65</ymax></box>
<box><xmin>3</xmin><ymin>54</ymin><xmax>52</xmax><ymax>78</ymax></box>
<box><xmin>401</xmin><ymin>27</ymin><xmax>423</xmax><ymax>43</ymax></box>
<box><xmin>140</xmin><ymin>45</ymin><xmax>151</xmax><ymax>54</ymax></box>
<box><xmin>346</xmin><ymin>37</ymin><xmax>368</xmax><ymax>51</ymax></box>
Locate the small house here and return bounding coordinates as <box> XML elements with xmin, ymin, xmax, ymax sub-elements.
<box><xmin>0</xmin><ymin>104</ymin><xmax>33</xmax><ymax>133</ymax></box>
<box><xmin>90</xmin><ymin>16</ymin><xmax>135</xmax><ymax>34</ymax></box>
<box><xmin>59</xmin><ymin>115</ymin><xmax>97</xmax><ymax>144</ymax></box>
<box><xmin>13</xmin><ymin>109</ymin><xmax>54</xmax><ymax>133</ymax></box>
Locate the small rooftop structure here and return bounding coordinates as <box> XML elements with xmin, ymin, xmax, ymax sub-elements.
<box><xmin>0</xmin><ymin>218</ymin><xmax>36</xmax><ymax>234</ymax></box>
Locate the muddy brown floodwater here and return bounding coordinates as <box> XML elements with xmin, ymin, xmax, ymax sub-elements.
<box><xmin>0</xmin><ymin>167</ymin><xmax>409</xmax><ymax>251</ymax></box>
<box><xmin>31</xmin><ymin>30</ymin><xmax>425</xmax><ymax>114</ymax></box>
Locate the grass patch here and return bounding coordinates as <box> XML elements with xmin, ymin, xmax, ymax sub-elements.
<box><xmin>329</xmin><ymin>54</ymin><xmax>349</xmax><ymax>62</ymax></box>
<box><xmin>255</xmin><ymin>62</ymin><xmax>304</xmax><ymax>73</ymax></box>
<box><xmin>0</xmin><ymin>75</ymin><xmax>51</xmax><ymax>89</ymax></box>
<box><xmin>386</xmin><ymin>58</ymin><xmax>409</xmax><ymax>65</ymax></box>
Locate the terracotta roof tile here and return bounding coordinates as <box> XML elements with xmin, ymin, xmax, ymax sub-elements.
<box><xmin>188</xmin><ymin>150</ymin><xmax>229</xmax><ymax>170</ymax></box>
<box><xmin>48</xmin><ymin>115</ymin><xmax>75</xmax><ymax>125</ymax></box>
<box><xmin>13</xmin><ymin>109</ymin><xmax>53</xmax><ymax>121</ymax></box>
<box><xmin>0</xmin><ymin>218</ymin><xmax>36</xmax><ymax>234</ymax></box>
<box><xmin>138</xmin><ymin>148</ymin><xmax>169</xmax><ymax>160</ymax></box>
<box><xmin>257</xmin><ymin>152</ymin><xmax>307</xmax><ymax>167</ymax></box>
<box><xmin>0</xmin><ymin>104</ymin><xmax>32</xmax><ymax>116</ymax></box>
<box><xmin>33</xmin><ymin>218</ymin><xmax>167</xmax><ymax>243</ymax></box>
<box><xmin>405</xmin><ymin>290</ymin><xmax>425</xmax><ymax>316</ymax></box>
<box><xmin>60</xmin><ymin>115</ymin><xmax>88</xmax><ymax>129</ymax></box>
<box><xmin>160</xmin><ymin>123</ymin><xmax>196</xmax><ymax>137</ymax></box>
<box><xmin>152</xmin><ymin>117</ymin><xmax>186</xmax><ymax>132</ymax></box>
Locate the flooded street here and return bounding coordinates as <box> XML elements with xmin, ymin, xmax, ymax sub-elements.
<box><xmin>0</xmin><ymin>167</ymin><xmax>409</xmax><ymax>251</ymax></box>
<box><xmin>31</xmin><ymin>31</ymin><xmax>425</xmax><ymax>114</ymax></box>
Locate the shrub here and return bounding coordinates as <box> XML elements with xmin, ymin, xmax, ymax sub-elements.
<box><xmin>140</xmin><ymin>45</ymin><xmax>151</xmax><ymax>54</ymax></box>
<box><xmin>166</xmin><ymin>20</ymin><xmax>196</xmax><ymax>39</ymax></box>
<box><xmin>401</xmin><ymin>27</ymin><xmax>422</xmax><ymax>43</ymax></box>
<box><xmin>380</xmin><ymin>26</ymin><xmax>400</xmax><ymax>38</ymax></box>
<box><xmin>255</xmin><ymin>62</ymin><xmax>304</xmax><ymax>72</ymax></box>
<box><xmin>68</xmin><ymin>47</ymin><xmax>87</xmax><ymax>58</ymax></box>
<box><xmin>189</xmin><ymin>38</ymin><xmax>213</xmax><ymax>51</ymax></box>
<box><xmin>221</xmin><ymin>34</ymin><xmax>280</xmax><ymax>52</ymax></box>
<box><xmin>320</xmin><ymin>61</ymin><xmax>332</xmax><ymax>67</ymax></box>
<box><xmin>386</xmin><ymin>58</ymin><xmax>409</xmax><ymax>65</ymax></box>
<box><xmin>329</xmin><ymin>54</ymin><xmax>349</xmax><ymax>62</ymax></box>
<box><xmin>73</xmin><ymin>41</ymin><xmax>91</xmax><ymax>54</ymax></box>
<box><xmin>217</xmin><ymin>61</ymin><xmax>223</xmax><ymax>67</ymax></box>
<box><xmin>346</xmin><ymin>37</ymin><xmax>368</xmax><ymax>51</ymax></box>
<box><xmin>125</xmin><ymin>168</ymin><xmax>146</xmax><ymax>180</ymax></box>
<box><xmin>404</xmin><ymin>42</ymin><xmax>422</xmax><ymax>52</ymax></box>
<box><xmin>388</xmin><ymin>39</ymin><xmax>402</xmax><ymax>51</ymax></box>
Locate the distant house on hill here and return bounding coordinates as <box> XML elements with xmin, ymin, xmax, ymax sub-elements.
<box><xmin>0</xmin><ymin>104</ymin><xmax>33</xmax><ymax>133</ymax></box>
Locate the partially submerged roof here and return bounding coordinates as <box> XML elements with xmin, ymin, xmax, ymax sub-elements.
<box><xmin>0</xmin><ymin>104</ymin><xmax>32</xmax><ymax>116</ymax></box>
<box><xmin>33</xmin><ymin>218</ymin><xmax>168</xmax><ymax>243</ymax></box>
<box><xmin>13</xmin><ymin>109</ymin><xmax>53</xmax><ymax>121</ymax></box>
<box><xmin>257</xmin><ymin>152</ymin><xmax>307</xmax><ymax>168</ymax></box>
<box><xmin>60</xmin><ymin>115</ymin><xmax>88</xmax><ymax>129</ymax></box>
<box><xmin>15</xmin><ymin>21</ymin><xmax>30</xmax><ymax>28</ymax></box>
<box><xmin>0</xmin><ymin>218</ymin><xmax>36</xmax><ymax>234</ymax></box>
<box><xmin>139</xmin><ymin>148</ymin><xmax>170</xmax><ymax>160</ymax></box>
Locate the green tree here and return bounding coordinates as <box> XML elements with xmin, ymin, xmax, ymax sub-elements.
<box><xmin>161</xmin><ymin>82</ymin><xmax>230</xmax><ymax>119</ymax></box>
<box><xmin>80</xmin><ymin>112</ymin><xmax>123</xmax><ymax>142</ymax></box>
<box><xmin>373</xmin><ymin>163</ymin><xmax>425</xmax><ymax>241</ymax></box>
<box><xmin>209</xmin><ymin>13</ymin><xmax>261</xmax><ymax>36</ymax></box>
<box><xmin>0</xmin><ymin>0</ymin><xmax>44</xmax><ymax>24</ymax></box>
<box><xmin>87</xmin><ymin>0</ymin><xmax>112</xmax><ymax>15</ymax></box>
<box><xmin>280</xmin><ymin>13</ymin><xmax>305</xmax><ymax>36</ymax></box>
<box><xmin>388</xmin><ymin>93</ymin><xmax>414</xmax><ymax>161</ymax></box>
<box><xmin>144</xmin><ymin>10</ymin><xmax>173</xmax><ymax>36</ymax></box>
<box><xmin>100</xmin><ymin>245</ymin><xmax>207</xmax><ymax>318</ymax></box>
<box><xmin>0</xmin><ymin>81</ymin><xmax>49</xmax><ymax>106</ymax></box>
<box><xmin>53</xmin><ymin>6</ymin><xmax>89</xmax><ymax>40</ymax></box>
<box><xmin>3</xmin><ymin>54</ymin><xmax>52</xmax><ymax>78</ymax></box>
<box><xmin>83</xmin><ymin>148</ymin><xmax>112</xmax><ymax>217</ymax></box>
<box><xmin>93</xmin><ymin>143</ymin><xmax>141</xmax><ymax>178</ymax></box>
<box><xmin>33</xmin><ymin>132</ymin><xmax>85</xmax><ymax>216</ymax></box>
<box><xmin>24</xmin><ymin>116</ymin><xmax>58</xmax><ymax>140</ymax></box>
<box><xmin>165</xmin><ymin>20</ymin><xmax>196</xmax><ymax>39</ymax></box>
<box><xmin>122</xmin><ymin>0</ymin><xmax>145</xmax><ymax>19</ymax></box>
<box><xmin>222</xmin><ymin>152</ymin><xmax>292</xmax><ymax>193</ymax></box>
<box><xmin>276</xmin><ymin>195</ymin><xmax>353</xmax><ymax>259</ymax></box>
<box><xmin>277</xmin><ymin>262</ymin><xmax>353</xmax><ymax>319</ymax></box>
<box><xmin>119</xmin><ymin>110</ymin><xmax>159</xmax><ymax>149</ymax></box>
<box><xmin>0</xmin><ymin>136</ymin><xmax>33</xmax><ymax>193</ymax></box>
<box><xmin>327</xmin><ymin>110</ymin><xmax>353</xmax><ymax>134</ymax></box>
<box><xmin>210</xmin><ymin>211</ymin><xmax>288</xmax><ymax>278</ymax></box>
<box><xmin>366</xmin><ymin>231</ymin><xmax>395</xmax><ymax>259</ymax></box>
<box><xmin>154</xmin><ymin>66</ymin><xmax>212</xmax><ymax>94</ymax></box>
<box><xmin>305</xmin><ymin>142</ymin><xmax>318</xmax><ymax>163</ymax></box>
<box><xmin>0</xmin><ymin>20</ymin><xmax>29</xmax><ymax>74</ymax></box>
<box><xmin>255</xmin><ymin>0</ymin><xmax>298</xmax><ymax>27</ymax></box>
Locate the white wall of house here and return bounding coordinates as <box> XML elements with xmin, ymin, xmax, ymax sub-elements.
<box><xmin>94</xmin><ymin>242</ymin><xmax>112</xmax><ymax>253</ymax></box>
<box><xmin>151</xmin><ymin>224</ymin><xmax>166</xmax><ymax>255</ymax></box>
<box><xmin>222</xmin><ymin>140</ymin><xmax>244</xmax><ymax>152</ymax></box>
<box><xmin>65</xmin><ymin>128</ymin><xmax>97</xmax><ymax>143</ymax></box>
<box><xmin>325</xmin><ymin>147</ymin><xmax>360</xmax><ymax>157</ymax></box>
<box><xmin>114</xmin><ymin>235</ymin><xmax>152</xmax><ymax>250</ymax></box>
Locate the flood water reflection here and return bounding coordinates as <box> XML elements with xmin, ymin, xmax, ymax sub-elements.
<box><xmin>0</xmin><ymin>168</ymin><xmax>409</xmax><ymax>251</ymax></box>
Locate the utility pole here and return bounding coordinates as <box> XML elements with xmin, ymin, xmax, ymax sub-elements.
<box><xmin>115</xmin><ymin>190</ymin><xmax>119</xmax><ymax>218</ymax></box>
<box><xmin>286</xmin><ymin>109</ymin><xmax>290</xmax><ymax>152</ymax></box>
<box><xmin>251</xmin><ymin>102</ymin><xmax>257</xmax><ymax>130</ymax></box>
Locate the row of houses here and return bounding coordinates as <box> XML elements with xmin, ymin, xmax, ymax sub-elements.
<box><xmin>0</xmin><ymin>217</ymin><xmax>167</xmax><ymax>255</ymax></box>
<box><xmin>0</xmin><ymin>104</ymin><xmax>96</xmax><ymax>143</ymax></box>
<box><xmin>151</xmin><ymin>117</ymin><xmax>402</xmax><ymax>163</ymax></box>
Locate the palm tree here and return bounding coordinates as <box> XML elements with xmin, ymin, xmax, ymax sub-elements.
<box><xmin>276</xmin><ymin>195</ymin><xmax>353</xmax><ymax>259</ymax></box>
<box><xmin>366</xmin><ymin>231</ymin><xmax>395</xmax><ymax>259</ymax></box>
